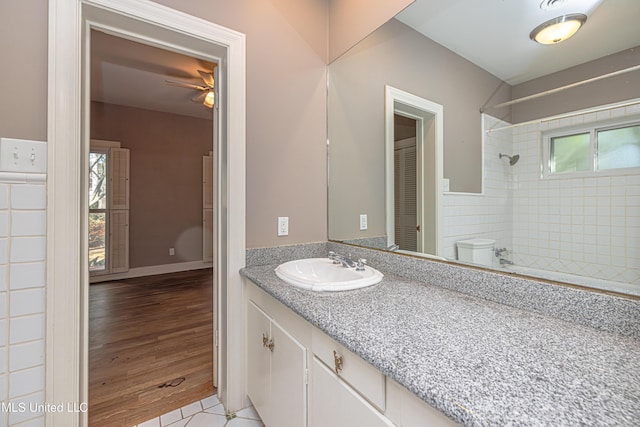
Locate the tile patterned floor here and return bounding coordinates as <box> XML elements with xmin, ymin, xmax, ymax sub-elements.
<box><xmin>133</xmin><ymin>395</ymin><xmax>264</xmax><ymax>427</ymax></box>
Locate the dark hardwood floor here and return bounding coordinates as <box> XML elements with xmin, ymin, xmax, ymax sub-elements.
<box><xmin>89</xmin><ymin>269</ymin><xmax>215</xmax><ymax>427</ymax></box>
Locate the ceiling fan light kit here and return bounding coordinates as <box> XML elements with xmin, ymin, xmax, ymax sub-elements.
<box><xmin>165</xmin><ymin>69</ymin><xmax>215</xmax><ymax>108</ymax></box>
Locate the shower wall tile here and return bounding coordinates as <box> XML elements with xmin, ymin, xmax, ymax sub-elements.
<box><xmin>445</xmin><ymin>106</ymin><xmax>639</xmax><ymax>287</ymax></box>
<box><xmin>510</xmin><ymin>104</ymin><xmax>640</xmax><ymax>285</ymax></box>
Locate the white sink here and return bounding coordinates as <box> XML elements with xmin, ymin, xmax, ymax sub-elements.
<box><xmin>275</xmin><ymin>258</ymin><xmax>383</xmax><ymax>291</ymax></box>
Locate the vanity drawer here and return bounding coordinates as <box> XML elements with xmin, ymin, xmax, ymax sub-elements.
<box><xmin>312</xmin><ymin>328</ymin><xmax>386</xmax><ymax>411</ymax></box>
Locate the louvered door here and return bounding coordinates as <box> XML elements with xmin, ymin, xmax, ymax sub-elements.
<box><xmin>394</xmin><ymin>139</ymin><xmax>418</xmax><ymax>251</ymax></box>
<box><xmin>109</xmin><ymin>147</ymin><xmax>130</xmax><ymax>272</ymax></box>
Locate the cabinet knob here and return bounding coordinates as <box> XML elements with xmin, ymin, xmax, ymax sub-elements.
<box><xmin>262</xmin><ymin>333</ymin><xmax>274</xmax><ymax>352</ymax></box>
<box><xmin>333</xmin><ymin>350</ymin><xmax>343</xmax><ymax>374</ymax></box>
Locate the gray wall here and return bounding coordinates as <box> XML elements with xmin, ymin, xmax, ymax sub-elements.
<box><xmin>91</xmin><ymin>102</ymin><xmax>212</xmax><ymax>268</ymax></box>
<box><xmin>0</xmin><ymin>0</ymin><xmax>48</xmax><ymax>141</ymax></box>
<box><xmin>152</xmin><ymin>0</ymin><xmax>329</xmax><ymax>249</ymax></box>
<box><xmin>329</xmin><ymin>0</ymin><xmax>414</xmax><ymax>62</ymax></box>
<box><xmin>511</xmin><ymin>46</ymin><xmax>640</xmax><ymax>123</ymax></box>
<box><xmin>328</xmin><ymin>18</ymin><xmax>510</xmax><ymax>240</ymax></box>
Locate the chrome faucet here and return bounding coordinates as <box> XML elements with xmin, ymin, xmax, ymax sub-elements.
<box><xmin>494</xmin><ymin>247</ymin><xmax>508</xmax><ymax>257</ymax></box>
<box><xmin>328</xmin><ymin>251</ymin><xmax>360</xmax><ymax>268</ymax></box>
<box><xmin>494</xmin><ymin>247</ymin><xmax>514</xmax><ymax>266</ymax></box>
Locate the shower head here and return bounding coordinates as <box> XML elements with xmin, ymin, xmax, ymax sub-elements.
<box><xmin>499</xmin><ymin>153</ymin><xmax>520</xmax><ymax>166</ymax></box>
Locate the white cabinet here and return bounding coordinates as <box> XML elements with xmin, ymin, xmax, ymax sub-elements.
<box><xmin>312</xmin><ymin>328</ymin><xmax>386</xmax><ymax>411</ymax></box>
<box><xmin>244</xmin><ymin>279</ymin><xmax>456</xmax><ymax>427</ymax></box>
<box><xmin>310</xmin><ymin>357</ymin><xmax>394</xmax><ymax>427</ymax></box>
<box><xmin>247</xmin><ymin>300</ymin><xmax>307</xmax><ymax>427</ymax></box>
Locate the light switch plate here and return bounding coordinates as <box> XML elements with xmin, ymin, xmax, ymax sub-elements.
<box><xmin>278</xmin><ymin>217</ymin><xmax>289</xmax><ymax>236</ymax></box>
<box><xmin>0</xmin><ymin>138</ymin><xmax>47</xmax><ymax>173</ymax></box>
<box><xmin>359</xmin><ymin>214</ymin><xmax>368</xmax><ymax>230</ymax></box>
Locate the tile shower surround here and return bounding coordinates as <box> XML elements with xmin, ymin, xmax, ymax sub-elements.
<box><xmin>0</xmin><ymin>175</ymin><xmax>47</xmax><ymax>427</ymax></box>
<box><xmin>247</xmin><ymin>242</ymin><xmax>639</xmax><ymax>338</ymax></box>
<box><xmin>443</xmin><ymin>105</ymin><xmax>640</xmax><ymax>286</ymax></box>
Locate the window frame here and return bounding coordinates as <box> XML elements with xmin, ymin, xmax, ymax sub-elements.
<box><xmin>88</xmin><ymin>147</ymin><xmax>110</xmax><ymax>275</ymax></box>
<box><xmin>541</xmin><ymin>116</ymin><xmax>640</xmax><ymax>179</ymax></box>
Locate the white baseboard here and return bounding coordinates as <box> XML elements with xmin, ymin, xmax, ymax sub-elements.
<box><xmin>90</xmin><ymin>260</ymin><xmax>213</xmax><ymax>283</ymax></box>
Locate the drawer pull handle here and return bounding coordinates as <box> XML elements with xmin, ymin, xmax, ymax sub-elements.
<box><xmin>333</xmin><ymin>350</ymin><xmax>343</xmax><ymax>374</ymax></box>
<box><xmin>262</xmin><ymin>333</ymin><xmax>274</xmax><ymax>352</ymax></box>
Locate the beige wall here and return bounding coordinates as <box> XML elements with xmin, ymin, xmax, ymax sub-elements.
<box><xmin>91</xmin><ymin>102</ymin><xmax>212</xmax><ymax>267</ymax></box>
<box><xmin>511</xmin><ymin>46</ymin><xmax>640</xmax><ymax>123</ymax></box>
<box><xmin>152</xmin><ymin>0</ymin><xmax>329</xmax><ymax>249</ymax></box>
<box><xmin>328</xmin><ymin>19</ymin><xmax>510</xmax><ymax>241</ymax></box>
<box><xmin>328</xmin><ymin>0</ymin><xmax>414</xmax><ymax>63</ymax></box>
<box><xmin>0</xmin><ymin>0</ymin><xmax>48</xmax><ymax>141</ymax></box>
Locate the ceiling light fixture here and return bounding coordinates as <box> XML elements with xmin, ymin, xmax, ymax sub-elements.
<box><xmin>204</xmin><ymin>90</ymin><xmax>215</xmax><ymax>108</ymax></box>
<box><xmin>530</xmin><ymin>13</ymin><xmax>587</xmax><ymax>45</ymax></box>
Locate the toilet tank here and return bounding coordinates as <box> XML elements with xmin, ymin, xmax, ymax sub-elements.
<box><xmin>457</xmin><ymin>238</ymin><xmax>495</xmax><ymax>267</ymax></box>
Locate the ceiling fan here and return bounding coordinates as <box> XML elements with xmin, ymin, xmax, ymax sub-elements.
<box><xmin>165</xmin><ymin>70</ymin><xmax>215</xmax><ymax>108</ymax></box>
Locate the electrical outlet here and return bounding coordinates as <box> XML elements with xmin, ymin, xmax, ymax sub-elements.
<box><xmin>359</xmin><ymin>214</ymin><xmax>368</xmax><ymax>231</ymax></box>
<box><xmin>169</xmin><ymin>248</ymin><xmax>175</xmax><ymax>256</ymax></box>
<box><xmin>278</xmin><ymin>217</ymin><xmax>289</xmax><ymax>236</ymax></box>
<box><xmin>0</xmin><ymin>137</ymin><xmax>47</xmax><ymax>173</ymax></box>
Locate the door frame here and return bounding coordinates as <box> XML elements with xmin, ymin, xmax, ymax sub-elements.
<box><xmin>47</xmin><ymin>1</ymin><xmax>246</xmax><ymax>425</ymax></box>
<box><xmin>384</xmin><ymin>85</ymin><xmax>443</xmax><ymax>256</ymax></box>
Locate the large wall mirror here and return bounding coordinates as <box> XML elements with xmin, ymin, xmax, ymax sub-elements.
<box><xmin>328</xmin><ymin>0</ymin><xmax>640</xmax><ymax>296</ymax></box>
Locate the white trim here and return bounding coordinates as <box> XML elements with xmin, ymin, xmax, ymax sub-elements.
<box><xmin>48</xmin><ymin>1</ymin><xmax>246</xmax><ymax>425</ymax></box>
<box><xmin>485</xmin><ymin>97</ymin><xmax>640</xmax><ymax>133</ymax></box>
<box><xmin>384</xmin><ymin>86</ymin><xmax>443</xmax><ymax>257</ymax></box>
<box><xmin>0</xmin><ymin>172</ymin><xmax>47</xmax><ymax>183</ymax></box>
<box><xmin>89</xmin><ymin>260</ymin><xmax>213</xmax><ymax>283</ymax></box>
<box><xmin>90</xmin><ymin>138</ymin><xmax>121</xmax><ymax>148</ymax></box>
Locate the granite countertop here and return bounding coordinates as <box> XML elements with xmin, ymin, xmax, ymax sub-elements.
<box><xmin>241</xmin><ymin>264</ymin><xmax>640</xmax><ymax>427</ymax></box>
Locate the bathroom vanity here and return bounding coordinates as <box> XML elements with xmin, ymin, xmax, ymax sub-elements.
<box><xmin>244</xmin><ymin>275</ymin><xmax>454</xmax><ymax>427</ymax></box>
<box><xmin>241</xmin><ymin>245</ymin><xmax>640</xmax><ymax>426</ymax></box>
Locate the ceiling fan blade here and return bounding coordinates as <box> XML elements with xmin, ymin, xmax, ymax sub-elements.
<box><xmin>165</xmin><ymin>80</ymin><xmax>207</xmax><ymax>91</ymax></box>
<box><xmin>192</xmin><ymin>92</ymin><xmax>207</xmax><ymax>103</ymax></box>
<box><xmin>198</xmin><ymin>70</ymin><xmax>215</xmax><ymax>88</ymax></box>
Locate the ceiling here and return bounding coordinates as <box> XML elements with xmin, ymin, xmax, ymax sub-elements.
<box><xmin>91</xmin><ymin>1</ymin><xmax>640</xmax><ymax>118</ymax></box>
<box><xmin>396</xmin><ymin>0</ymin><xmax>640</xmax><ymax>85</ymax></box>
<box><xmin>91</xmin><ymin>31</ymin><xmax>216</xmax><ymax>120</ymax></box>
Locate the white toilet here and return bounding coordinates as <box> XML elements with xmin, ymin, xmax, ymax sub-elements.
<box><xmin>456</xmin><ymin>238</ymin><xmax>495</xmax><ymax>267</ymax></box>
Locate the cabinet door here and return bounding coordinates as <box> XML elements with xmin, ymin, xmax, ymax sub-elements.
<box><xmin>310</xmin><ymin>358</ymin><xmax>394</xmax><ymax>427</ymax></box>
<box><xmin>247</xmin><ymin>301</ymin><xmax>271</xmax><ymax>423</ymax></box>
<box><xmin>271</xmin><ymin>320</ymin><xmax>307</xmax><ymax>427</ymax></box>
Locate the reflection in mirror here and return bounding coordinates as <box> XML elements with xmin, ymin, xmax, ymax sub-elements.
<box><xmin>384</xmin><ymin>86</ymin><xmax>443</xmax><ymax>257</ymax></box>
<box><xmin>327</xmin><ymin>11</ymin><xmax>640</xmax><ymax>296</ymax></box>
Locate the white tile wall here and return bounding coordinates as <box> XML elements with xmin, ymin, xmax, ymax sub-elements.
<box><xmin>0</xmin><ymin>176</ymin><xmax>46</xmax><ymax>426</ymax></box>
<box><xmin>442</xmin><ymin>114</ymin><xmax>514</xmax><ymax>265</ymax></box>
<box><xmin>445</xmin><ymin>107</ymin><xmax>640</xmax><ymax>285</ymax></box>
<box><xmin>509</xmin><ymin>105</ymin><xmax>640</xmax><ymax>285</ymax></box>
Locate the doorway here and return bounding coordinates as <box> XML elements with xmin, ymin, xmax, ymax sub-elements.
<box><xmin>86</xmin><ymin>29</ymin><xmax>217</xmax><ymax>425</ymax></box>
<box><xmin>385</xmin><ymin>86</ymin><xmax>443</xmax><ymax>257</ymax></box>
<box><xmin>47</xmin><ymin>1</ymin><xmax>247</xmax><ymax>425</ymax></box>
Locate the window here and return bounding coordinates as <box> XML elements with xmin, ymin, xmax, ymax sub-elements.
<box><xmin>89</xmin><ymin>141</ymin><xmax>130</xmax><ymax>276</ymax></box>
<box><xmin>544</xmin><ymin>119</ymin><xmax>640</xmax><ymax>177</ymax></box>
<box><xmin>89</xmin><ymin>150</ymin><xmax>108</xmax><ymax>272</ymax></box>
